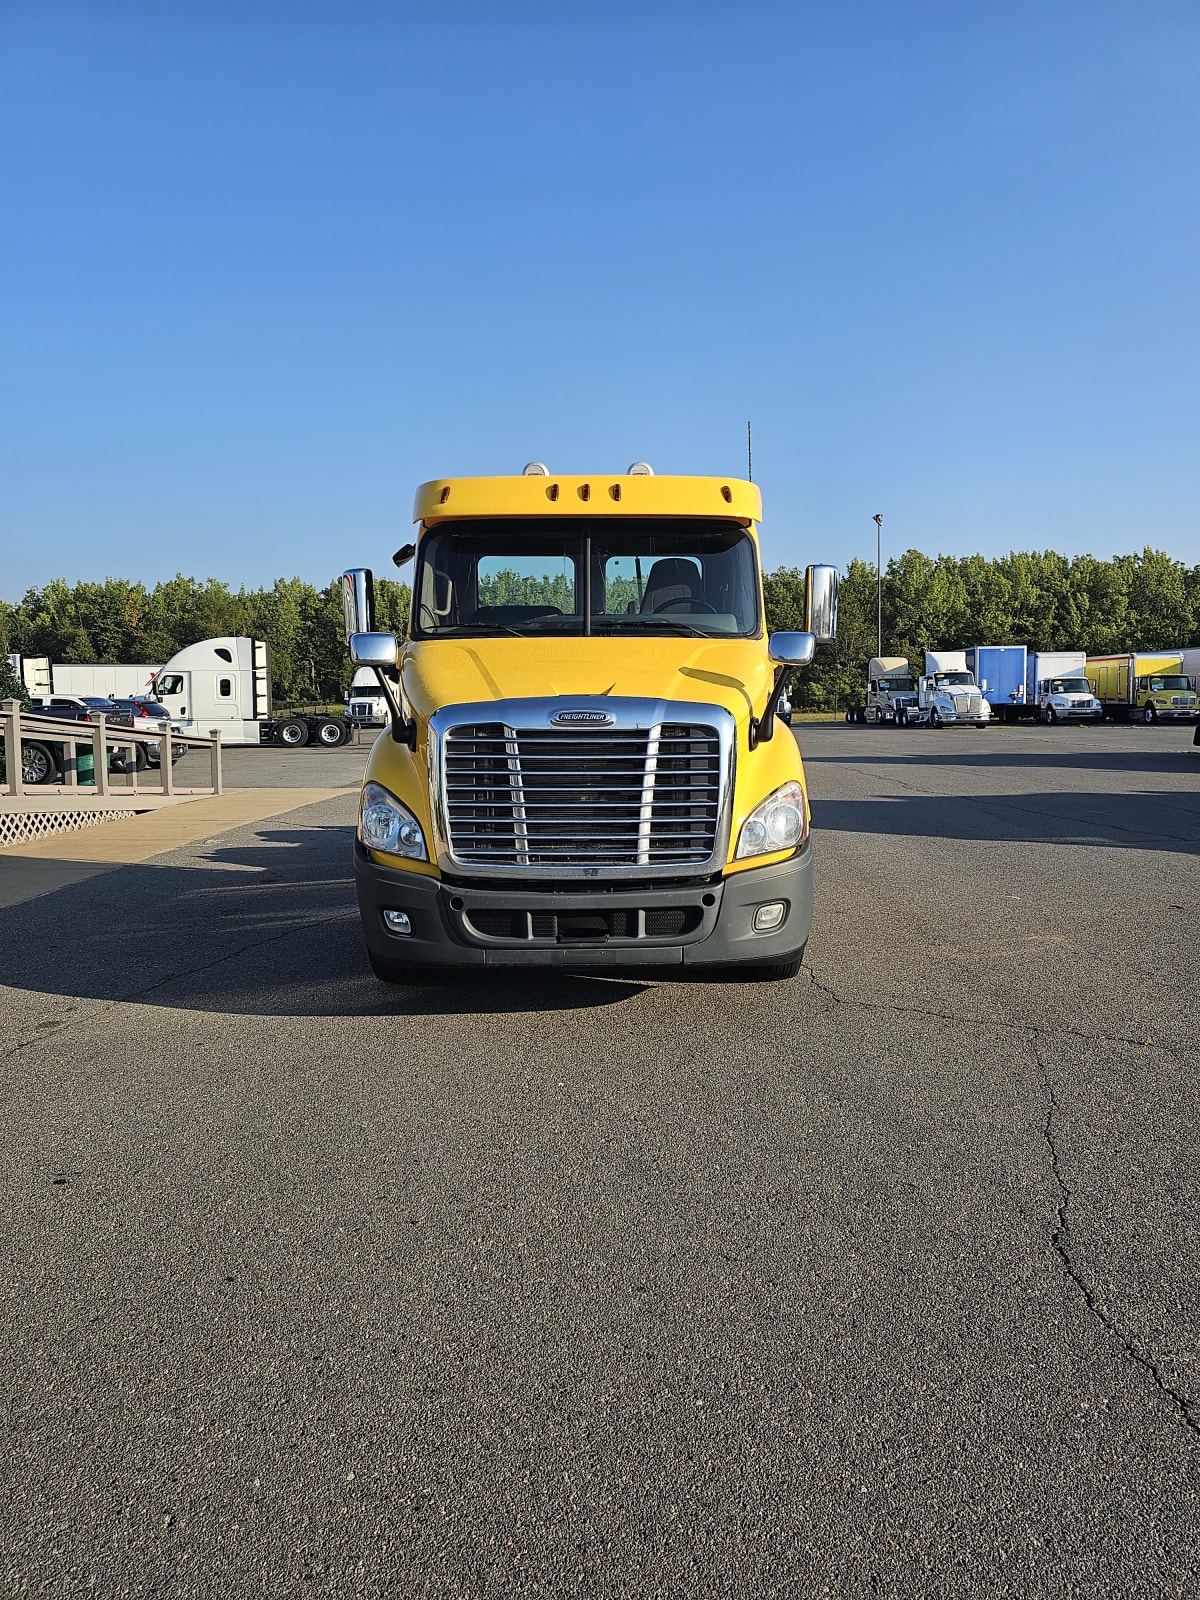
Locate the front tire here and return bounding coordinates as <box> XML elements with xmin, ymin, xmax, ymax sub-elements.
<box><xmin>737</xmin><ymin>951</ymin><xmax>805</xmax><ymax>982</ymax></box>
<box><xmin>1142</xmin><ymin>705</ymin><xmax>1156</xmax><ymax>725</ymax></box>
<box><xmin>1045</xmin><ymin>706</ymin><xmax>1057</xmax><ymax>725</ymax></box>
<box><xmin>368</xmin><ymin>951</ymin><xmax>446</xmax><ymax>986</ymax></box>
<box><xmin>930</xmin><ymin>708</ymin><xmax>941</xmax><ymax>728</ymax></box>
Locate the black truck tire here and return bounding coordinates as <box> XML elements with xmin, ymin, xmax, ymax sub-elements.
<box><xmin>316</xmin><ymin>717</ymin><xmax>347</xmax><ymax>747</ymax></box>
<box><xmin>275</xmin><ymin>718</ymin><xmax>310</xmax><ymax>747</ymax></box>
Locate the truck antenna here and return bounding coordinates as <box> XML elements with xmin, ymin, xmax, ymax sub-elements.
<box><xmin>747</xmin><ymin>420</ymin><xmax>752</xmax><ymax>482</ymax></box>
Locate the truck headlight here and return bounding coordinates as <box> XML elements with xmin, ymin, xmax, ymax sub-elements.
<box><xmin>359</xmin><ymin>781</ymin><xmax>427</xmax><ymax>860</ymax></box>
<box><xmin>735</xmin><ymin>780</ymin><xmax>807</xmax><ymax>860</ymax></box>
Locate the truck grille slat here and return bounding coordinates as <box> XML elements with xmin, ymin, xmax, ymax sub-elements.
<box><xmin>443</xmin><ymin>719</ymin><xmax>723</xmax><ymax>869</ymax></box>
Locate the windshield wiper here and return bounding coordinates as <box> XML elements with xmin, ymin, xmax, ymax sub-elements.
<box><xmin>591</xmin><ymin>617</ymin><xmax>709</xmax><ymax>637</ymax></box>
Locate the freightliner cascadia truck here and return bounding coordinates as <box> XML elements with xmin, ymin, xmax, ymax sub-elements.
<box><xmin>342</xmin><ymin>464</ymin><xmax>837</xmax><ymax>982</ymax></box>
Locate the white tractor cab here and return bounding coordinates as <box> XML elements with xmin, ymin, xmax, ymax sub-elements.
<box><xmin>151</xmin><ymin>636</ymin><xmax>349</xmax><ymax>748</ymax></box>
<box><xmin>861</xmin><ymin>656</ymin><xmax>916</xmax><ymax>725</ymax></box>
<box><xmin>1035</xmin><ymin>676</ymin><xmax>1103</xmax><ymax>724</ymax></box>
<box><xmin>345</xmin><ymin>666</ymin><xmax>389</xmax><ymax>729</ymax></box>
<box><xmin>903</xmin><ymin>651</ymin><xmax>991</xmax><ymax>729</ymax></box>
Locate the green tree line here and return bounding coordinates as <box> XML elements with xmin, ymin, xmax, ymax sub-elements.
<box><xmin>3</xmin><ymin>547</ymin><xmax>1197</xmax><ymax>711</ymax></box>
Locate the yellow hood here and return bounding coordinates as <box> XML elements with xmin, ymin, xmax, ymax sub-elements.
<box><xmin>400</xmin><ymin>636</ymin><xmax>774</xmax><ymax>730</ymax></box>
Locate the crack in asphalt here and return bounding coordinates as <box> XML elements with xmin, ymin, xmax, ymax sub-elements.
<box><xmin>801</xmin><ymin>962</ymin><xmax>1182</xmax><ymax>1060</ymax></box>
<box><xmin>805</xmin><ymin>961</ymin><xmax>1200</xmax><ymax>1442</ymax></box>
<box><xmin>1033</xmin><ymin>1040</ymin><xmax>1200</xmax><ymax>1444</ymax></box>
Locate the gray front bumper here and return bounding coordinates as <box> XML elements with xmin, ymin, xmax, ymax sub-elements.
<box><xmin>353</xmin><ymin>839</ymin><xmax>813</xmax><ymax>970</ymax></box>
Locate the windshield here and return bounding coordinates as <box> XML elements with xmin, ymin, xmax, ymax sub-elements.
<box><xmin>934</xmin><ymin>671</ymin><xmax>974</xmax><ymax>687</ymax></box>
<box><xmin>1149</xmin><ymin>675</ymin><xmax>1189</xmax><ymax>691</ymax></box>
<box><xmin>877</xmin><ymin>676</ymin><xmax>913</xmax><ymax>691</ymax></box>
<box><xmin>413</xmin><ymin>519</ymin><xmax>761</xmax><ymax>639</ymax></box>
<box><xmin>1049</xmin><ymin>678</ymin><xmax>1091</xmax><ymax>694</ymax></box>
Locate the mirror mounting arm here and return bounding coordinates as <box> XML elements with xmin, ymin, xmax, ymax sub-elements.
<box><xmin>370</xmin><ymin>666</ymin><xmax>415</xmax><ymax>749</ymax></box>
<box><xmin>749</xmin><ymin>666</ymin><xmax>792</xmax><ymax>750</ymax></box>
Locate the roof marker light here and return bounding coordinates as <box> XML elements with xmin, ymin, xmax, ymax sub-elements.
<box><xmin>523</xmin><ymin>461</ymin><xmax>549</xmax><ymax>476</ymax></box>
<box><xmin>578</xmin><ymin>483</ymin><xmax>591</xmax><ymax>501</ymax></box>
<box><xmin>608</xmin><ymin>483</ymin><xmax>621</xmax><ymax>500</ymax></box>
<box><xmin>628</xmin><ymin>461</ymin><xmax>654</xmax><ymax>475</ymax></box>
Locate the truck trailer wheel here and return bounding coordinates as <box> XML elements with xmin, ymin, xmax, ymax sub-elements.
<box><xmin>316</xmin><ymin>717</ymin><xmax>347</xmax><ymax>747</ymax></box>
<box><xmin>275</xmin><ymin>718</ymin><xmax>310</xmax><ymax>747</ymax></box>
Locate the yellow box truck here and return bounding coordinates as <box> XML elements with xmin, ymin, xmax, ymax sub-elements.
<box><xmin>342</xmin><ymin>464</ymin><xmax>836</xmax><ymax>982</ymax></box>
<box><xmin>1085</xmin><ymin>652</ymin><xmax>1198</xmax><ymax>723</ymax></box>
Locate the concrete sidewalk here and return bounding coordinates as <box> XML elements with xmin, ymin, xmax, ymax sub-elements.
<box><xmin>0</xmin><ymin>787</ymin><xmax>352</xmax><ymax>908</ymax></box>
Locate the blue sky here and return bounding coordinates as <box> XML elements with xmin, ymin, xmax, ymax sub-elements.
<box><xmin>2</xmin><ymin>0</ymin><xmax>1198</xmax><ymax>599</ymax></box>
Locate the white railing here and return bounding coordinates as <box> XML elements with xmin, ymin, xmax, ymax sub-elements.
<box><xmin>1</xmin><ymin>698</ymin><xmax>224</xmax><ymax>809</ymax></box>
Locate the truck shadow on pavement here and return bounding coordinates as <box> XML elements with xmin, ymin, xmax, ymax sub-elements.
<box><xmin>0</xmin><ymin>826</ymin><xmax>653</xmax><ymax>1018</ymax></box>
<box><xmin>811</xmin><ymin>790</ymin><xmax>1200</xmax><ymax>853</ymax></box>
<box><xmin>805</xmin><ymin>744</ymin><xmax>1200</xmax><ymax>776</ymax></box>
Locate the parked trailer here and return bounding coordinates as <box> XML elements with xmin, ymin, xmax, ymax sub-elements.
<box><xmin>1086</xmin><ymin>652</ymin><xmax>1197</xmax><ymax>724</ymax></box>
<box><xmin>964</xmin><ymin>646</ymin><xmax>1028</xmax><ymax>721</ymax></box>
<box><xmin>1180</xmin><ymin>647</ymin><xmax>1200</xmax><ymax>692</ymax></box>
<box><xmin>150</xmin><ymin>636</ymin><xmax>352</xmax><ymax>747</ymax></box>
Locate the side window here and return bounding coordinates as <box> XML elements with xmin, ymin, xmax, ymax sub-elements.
<box><xmin>217</xmin><ymin>678</ymin><xmax>233</xmax><ymax>698</ymax></box>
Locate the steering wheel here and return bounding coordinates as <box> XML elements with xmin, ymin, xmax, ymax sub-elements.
<box><xmin>652</xmin><ymin>597</ymin><xmax>718</xmax><ymax>614</ymax></box>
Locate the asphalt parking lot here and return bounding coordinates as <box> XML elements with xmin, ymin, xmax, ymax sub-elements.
<box><xmin>2</xmin><ymin>722</ymin><xmax>1198</xmax><ymax>1597</ymax></box>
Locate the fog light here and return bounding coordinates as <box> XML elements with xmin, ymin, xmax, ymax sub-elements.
<box><xmin>382</xmin><ymin>910</ymin><xmax>412</xmax><ymax>935</ymax></box>
<box><xmin>753</xmin><ymin>901</ymin><xmax>786</xmax><ymax>932</ymax></box>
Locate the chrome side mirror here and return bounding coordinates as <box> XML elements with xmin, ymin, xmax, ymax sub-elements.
<box><xmin>768</xmin><ymin>631</ymin><xmax>816</xmax><ymax>668</ymax></box>
<box><xmin>349</xmin><ymin>631</ymin><xmax>398</xmax><ymax>668</ymax></box>
<box><xmin>804</xmin><ymin>564</ymin><xmax>838</xmax><ymax>644</ymax></box>
<box><xmin>342</xmin><ymin>569</ymin><xmax>376</xmax><ymax>641</ymax></box>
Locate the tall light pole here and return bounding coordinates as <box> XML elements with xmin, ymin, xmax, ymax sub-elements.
<box><xmin>872</xmin><ymin>514</ymin><xmax>883</xmax><ymax>658</ymax></box>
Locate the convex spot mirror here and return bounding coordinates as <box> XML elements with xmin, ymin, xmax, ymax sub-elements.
<box><xmin>349</xmin><ymin>632</ymin><xmax>398</xmax><ymax>668</ymax></box>
<box><xmin>768</xmin><ymin>631</ymin><xmax>816</xmax><ymax>668</ymax></box>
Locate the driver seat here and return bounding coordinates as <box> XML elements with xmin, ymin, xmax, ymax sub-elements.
<box><xmin>640</xmin><ymin>559</ymin><xmax>702</xmax><ymax>614</ymax></box>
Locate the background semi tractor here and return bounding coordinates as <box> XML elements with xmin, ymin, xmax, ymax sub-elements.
<box><xmin>8</xmin><ymin>640</ymin><xmax>354</xmax><ymax>747</ymax></box>
<box><xmin>1086</xmin><ymin>652</ymin><xmax>1198</xmax><ymax>723</ymax></box>
<box><xmin>343</xmin><ymin>464</ymin><xmax>837</xmax><ymax>982</ymax></box>
<box><xmin>898</xmin><ymin>652</ymin><xmax>990</xmax><ymax>728</ymax></box>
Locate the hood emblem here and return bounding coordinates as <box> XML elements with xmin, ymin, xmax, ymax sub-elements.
<box><xmin>550</xmin><ymin>709</ymin><xmax>615</xmax><ymax>727</ymax></box>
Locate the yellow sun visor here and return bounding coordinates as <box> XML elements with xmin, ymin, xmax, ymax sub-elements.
<box><xmin>413</xmin><ymin>474</ymin><xmax>762</xmax><ymax>527</ymax></box>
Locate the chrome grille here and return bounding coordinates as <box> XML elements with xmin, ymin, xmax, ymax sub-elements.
<box><xmin>443</xmin><ymin>721</ymin><xmax>721</xmax><ymax>868</ymax></box>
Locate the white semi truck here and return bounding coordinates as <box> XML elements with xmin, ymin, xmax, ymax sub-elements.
<box><xmin>345</xmin><ymin>667</ymin><xmax>389</xmax><ymax>729</ymax></box>
<box><xmin>151</xmin><ymin>637</ymin><xmax>351</xmax><ymax>748</ymax></box>
<box><xmin>902</xmin><ymin>651</ymin><xmax>991</xmax><ymax>729</ymax></box>
<box><xmin>861</xmin><ymin>656</ymin><xmax>917</xmax><ymax>725</ymax></box>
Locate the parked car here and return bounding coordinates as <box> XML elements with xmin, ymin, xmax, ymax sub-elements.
<box><xmin>24</xmin><ymin>694</ymin><xmax>139</xmax><ymax>783</ymax></box>
<box><xmin>112</xmin><ymin>697</ymin><xmax>188</xmax><ymax>767</ymax></box>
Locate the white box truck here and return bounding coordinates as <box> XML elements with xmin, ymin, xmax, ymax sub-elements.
<box><xmin>1025</xmin><ymin>651</ymin><xmax>1102</xmax><ymax>723</ymax></box>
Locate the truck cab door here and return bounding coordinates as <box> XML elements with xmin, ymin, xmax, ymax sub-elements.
<box><xmin>214</xmin><ymin>673</ymin><xmax>240</xmax><ymax>722</ymax></box>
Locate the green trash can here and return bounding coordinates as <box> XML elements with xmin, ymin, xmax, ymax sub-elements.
<box><xmin>76</xmin><ymin>746</ymin><xmax>95</xmax><ymax>785</ymax></box>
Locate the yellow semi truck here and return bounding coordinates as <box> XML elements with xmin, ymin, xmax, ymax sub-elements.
<box><xmin>1085</xmin><ymin>652</ymin><xmax>1198</xmax><ymax>724</ymax></box>
<box><xmin>342</xmin><ymin>464</ymin><xmax>836</xmax><ymax>982</ymax></box>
